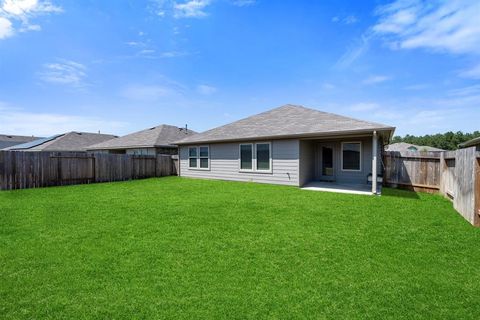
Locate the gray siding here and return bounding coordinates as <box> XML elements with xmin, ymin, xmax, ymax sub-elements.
<box><xmin>299</xmin><ymin>140</ymin><xmax>315</xmax><ymax>185</ymax></box>
<box><xmin>179</xmin><ymin>139</ymin><xmax>299</xmax><ymax>186</ymax></box>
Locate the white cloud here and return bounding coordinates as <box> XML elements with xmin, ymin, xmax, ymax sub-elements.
<box><xmin>159</xmin><ymin>50</ymin><xmax>188</xmax><ymax>58</ymax></box>
<box><xmin>335</xmin><ymin>32</ymin><xmax>372</xmax><ymax>69</ymax></box>
<box><xmin>0</xmin><ymin>16</ymin><xmax>13</xmax><ymax>38</ymax></box>
<box><xmin>337</xmin><ymin>1</ymin><xmax>480</xmax><ymax>70</ymax></box>
<box><xmin>458</xmin><ymin>63</ymin><xmax>480</xmax><ymax>80</ymax></box>
<box><xmin>196</xmin><ymin>84</ymin><xmax>217</xmax><ymax>95</ymax></box>
<box><xmin>39</xmin><ymin>60</ymin><xmax>87</xmax><ymax>87</ymax></box>
<box><xmin>447</xmin><ymin>84</ymin><xmax>480</xmax><ymax>97</ymax></box>
<box><xmin>0</xmin><ymin>0</ymin><xmax>62</xmax><ymax>39</ymax></box>
<box><xmin>332</xmin><ymin>14</ymin><xmax>358</xmax><ymax>25</ymax></box>
<box><xmin>362</xmin><ymin>75</ymin><xmax>391</xmax><ymax>85</ymax></box>
<box><xmin>0</xmin><ymin>104</ymin><xmax>126</xmax><ymax>136</ymax></box>
<box><xmin>173</xmin><ymin>0</ymin><xmax>211</xmax><ymax>18</ymax></box>
<box><xmin>125</xmin><ymin>41</ymin><xmax>146</xmax><ymax>47</ymax></box>
<box><xmin>349</xmin><ymin>93</ymin><xmax>480</xmax><ymax>135</ymax></box>
<box><xmin>373</xmin><ymin>0</ymin><xmax>480</xmax><ymax>55</ymax></box>
<box><xmin>150</xmin><ymin>0</ymin><xmax>250</xmax><ymax>19</ymax></box>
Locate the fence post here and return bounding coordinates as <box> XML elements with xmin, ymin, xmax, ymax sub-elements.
<box><xmin>474</xmin><ymin>156</ymin><xmax>480</xmax><ymax>227</ymax></box>
<box><xmin>439</xmin><ymin>152</ymin><xmax>445</xmax><ymax>196</ymax></box>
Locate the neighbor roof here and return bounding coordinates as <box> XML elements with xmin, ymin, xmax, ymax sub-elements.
<box><xmin>385</xmin><ymin>142</ymin><xmax>444</xmax><ymax>152</ymax></box>
<box><xmin>0</xmin><ymin>134</ymin><xmax>42</xmax><ymax>149</ymax></box>
<box><xmin>87</xmin><ymin>124</ymin><xmax>196</xmax><ymax>150</ymax></box>
<box><xmin>5</xmin><ymin>132</ymin><xmax>117</xmax><ymax>152</ymax></box>
<box><xmin>176</xmin><ymin>104</ymin><xmax>395</xmax><ymax>144</ymax></box>
<box><xmin>459</xmin><ymin>136</ymin><xmax>480</xmax><ymax>148</ymax></box>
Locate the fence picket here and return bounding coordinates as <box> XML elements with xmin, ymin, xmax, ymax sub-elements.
<box><xmin>0</xmin><ymin>151</ymin><xmax>176</xmax><ymax>191</ymax></box>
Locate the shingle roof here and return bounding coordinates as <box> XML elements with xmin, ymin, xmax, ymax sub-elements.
<box><xmin>0</xmin><ymin>134</ymin><xmax>42</xmax><ymax>149</ymax></box>
<box><xmin>176</xmin><ymin>104</ymin><xmax>395</xmax><ymax>144</ymax></box>
<box><xmin>459</xmin><ymin>136</ymin><xmax>480</xmax><ymax>148</ymax></box>
<box><xmin>86</xmin><ymin>124</ymin><xmax>196</xmax><ymax>150</ymax></box>
<box><xmin>5</xmin><ymin>132</ymin><xmax>117</xmax><ymax>151</ymax></box>
<box><xmin>385</xmin><ymin>142</ymin><xmax>444</xmax><ymax>152</ymax></box>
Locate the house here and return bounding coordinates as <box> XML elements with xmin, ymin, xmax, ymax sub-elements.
<box><xmin>86</xmin><ymin>124</ymin><xmax>196</xmax><ymax>155</ymax></box>
<box><xmin>386</xmin><ymin>142</ymin><xmax>444</xmax><ymax>152</ymax></box>
<box><xmin>459</xmin><ymin>137</ymin><xmax>480</xmax><ymax>151</ymax></box>
<box><xmin>175</xmin><ymin>104</ymin><xmax>395</xmax><ymax>194</ymax></box>
<box><xmin>0</xmin><ymin>134</ymin><xmax>42</xmax><ymax>149</ymax></box>
<box><xmin>4</xmin><ymin>132</ymin><xmax>117</xmax><ymax>152</ymax></box>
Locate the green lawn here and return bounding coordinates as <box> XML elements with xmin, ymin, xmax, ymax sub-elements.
<box><xmin>1</xmin><ymin>177</ymin><xmax>480</xmax><ymax>319</ymax></box>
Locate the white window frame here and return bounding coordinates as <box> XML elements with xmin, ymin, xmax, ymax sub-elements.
<box><xmin>255</xmin><ymin>142</ymin><xmax>272</xmax><ymax>173</ymax></box>
<box><xmin>238</xmin><ymin>142</ymin><xmax>272</xmax><ymax>174</ymax></box>
<box><xmin>239</xmin><ymin>143</ymin><xmax>254</xmax><ymax>172</ymax></box>
<box><xmin>188</xmin><ymin>145</ymin><xmax>210</xmax><ymax>170</ymax></box>
<box><xmin>198</xmin><ymin>145</ymin><xmax>210</xmax><ymax>170</ymax></box>
<box><xmin>341</xmin><ymin>141</ymin><xmax>362</xmax><ymax>172</ymax></box>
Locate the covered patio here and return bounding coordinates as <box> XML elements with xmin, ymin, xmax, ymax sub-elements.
<box><xmin>299</xmin><ymin>130</ymin><xmax>387</xmax><ymax>195</ymax></box>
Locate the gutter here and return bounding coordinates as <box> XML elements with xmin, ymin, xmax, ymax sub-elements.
<box><xmin>174</xmin><ymin>127</ymin><xmax>396</xmax><ymax>145</ymax></box>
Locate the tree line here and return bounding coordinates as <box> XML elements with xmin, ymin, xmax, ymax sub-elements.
<box><xmin>391</xmin><ymin>131</ymin><xmax>480</xmax><ymax>150</ymax></box>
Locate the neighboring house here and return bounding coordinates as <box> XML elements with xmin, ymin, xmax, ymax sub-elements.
<box><xmin>386</xmin><ymin>142</ymin><xmax>444</xmax><ymax>152</ymax></box>
<box><xmin>459</xmin><ymin>137</ymin><xmax>480</xmax><ymax>151</ymax></box>
<box><xmin>175</xmin><ymin>104</ymin><xmax>395</xmax><ymax>194</ymax></box>
<box><xmin>0</xmin><ymin>134</ymin><xmax>42</xmax><ymax>149</ymax></box>
<box><xmin>87</xmin><ymin>124</ymin><xmax>196</xmax><ymax>155</ymax></box>
<box><xmin>4</xmin><ymin>132</ymin><xmax>117</xmax><ymax>152</ymax></box>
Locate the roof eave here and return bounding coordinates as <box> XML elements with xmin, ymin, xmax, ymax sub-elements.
<box><xmin>175</xmin><ymin>127</ymin><xmax>396</xmax><ymax>145</ymax></box>
<box><xmin>87</xmin><ymin>144</ymin><xmax>177</xmax><ymax>150</ymax></box>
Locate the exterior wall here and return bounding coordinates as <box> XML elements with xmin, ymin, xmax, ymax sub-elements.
<box><xmin>179</xmin><ymin>139</ymin><xmax>299</xmax><ymax>186</ymax></box>
<box><xmin>299</xmin><ymin>140</ymin><xmax>315</xmax><ymax>185</ymax></box>
<box><xmin>126</xmin><ymin>148</ymin><xmax>156</xmax><ymax>156</ymax></box>
<box><xmin>90</xmin><ymin>149</ymin><xmax>110</xmax><ymax>154</ymax></box>
<box><xmin>156</xmin><ymin>147</ymin><xmax>178</xmax><ymax>155</ymax></box>
<box><xmin>90</xmin><ymin>147</ymin><xmax>177</xmax><ymax>155</ymax></box>
<box><xmin>299</xmin><ymin>136</ymin><xmax>381</xmax><ymax>186</ymax></box>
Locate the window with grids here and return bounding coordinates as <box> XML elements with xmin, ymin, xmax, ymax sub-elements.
<box><xmin>188</xmin><ymin>146</ymin><xmax>209</xmax><ymax>169</ymax></box>
<box><xmin>188</xmin><ymin>147</ymin><xmax>197</xmax><ymax>168</ymax></box>
<box><xmin>199</xmin><ymin>146</ymin><xmax>209</xmax><ymax>169</ymax></box>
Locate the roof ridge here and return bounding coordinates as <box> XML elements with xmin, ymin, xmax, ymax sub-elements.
<box><xmin>175</xmin><ymin>104</ymin><xmax>395</xmax><ymax>144</ymax></box>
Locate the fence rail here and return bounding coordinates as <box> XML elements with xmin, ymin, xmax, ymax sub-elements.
<box><xmin>0</xmin><ymin>151</ymin><xmax>177</xmax><ymax>191</ymax></box>
<box><xmin>383</xmin><ymin>150</ymin><xmax>441</xmax><ymax>193</ymax></box>
<box><xmin>384</xmin><ymin>148</ymin><xmax>480</xmax><ymax>226</ymax></box>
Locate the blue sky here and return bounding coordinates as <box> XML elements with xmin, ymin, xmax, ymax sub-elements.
<box><xmin>0</xmin><ymin>0</ymin><xmax>479</xmax><ymax>137</ymax></box>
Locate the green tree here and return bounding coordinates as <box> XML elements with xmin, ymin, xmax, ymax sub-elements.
<box><xmin>390</xmin><ymin>131</ymin><xmax>480</xmax><ymax>150</ymax></box>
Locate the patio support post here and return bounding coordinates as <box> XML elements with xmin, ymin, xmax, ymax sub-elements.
<box><xmin>372</xmin><ymin>130</ymin><xmax>378</xmax><ymax>195</ymax></box>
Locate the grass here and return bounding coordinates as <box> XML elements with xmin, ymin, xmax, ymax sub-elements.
<box><xmin>1</xmin><ymin>177</ymin><xmax>480</xmax><ymax>319</ymax></box>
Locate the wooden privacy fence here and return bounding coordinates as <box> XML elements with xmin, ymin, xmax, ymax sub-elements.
<box><xmin>384</xmin><ymin>147</ymin><xmax>480</xmax><ymax>226</ymax></box>
<box><xmin>0</xmin><ymin>151</ymin><xmax>177</xmax><ymax>191</ymax></box>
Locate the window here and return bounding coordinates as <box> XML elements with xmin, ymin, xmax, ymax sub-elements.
<box><xmin>199</xmin><ymin>146</ymin><xmax>209</xmax><ymax>169</ymax></box>
<box><xmin>240</xmin><ymin>144</ymin><xmax>253</xmax><ymax>170</ymax></box>
<box><xmin>239</xmin><ymin>142</ymin><xmax>271</xmax><ymax>173</ymax></box>
<box><xmin>256</xmin><ymin>143</ymin><xmax>271</xmax><ymax>171</ymax></box>
<box><xmin>188</xmin><ymin>146</ymin><xmax>209</xmax><ymax>170</ymax></box>
<box><xmin>342</xmin><ymin>142</ymin><xmax>361</xmax><ymax>171</ymax></box>
<box><xmin>188</xmin><ymin>147</ymin><xmax>197</xmax><ymax>168</ymax></box>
